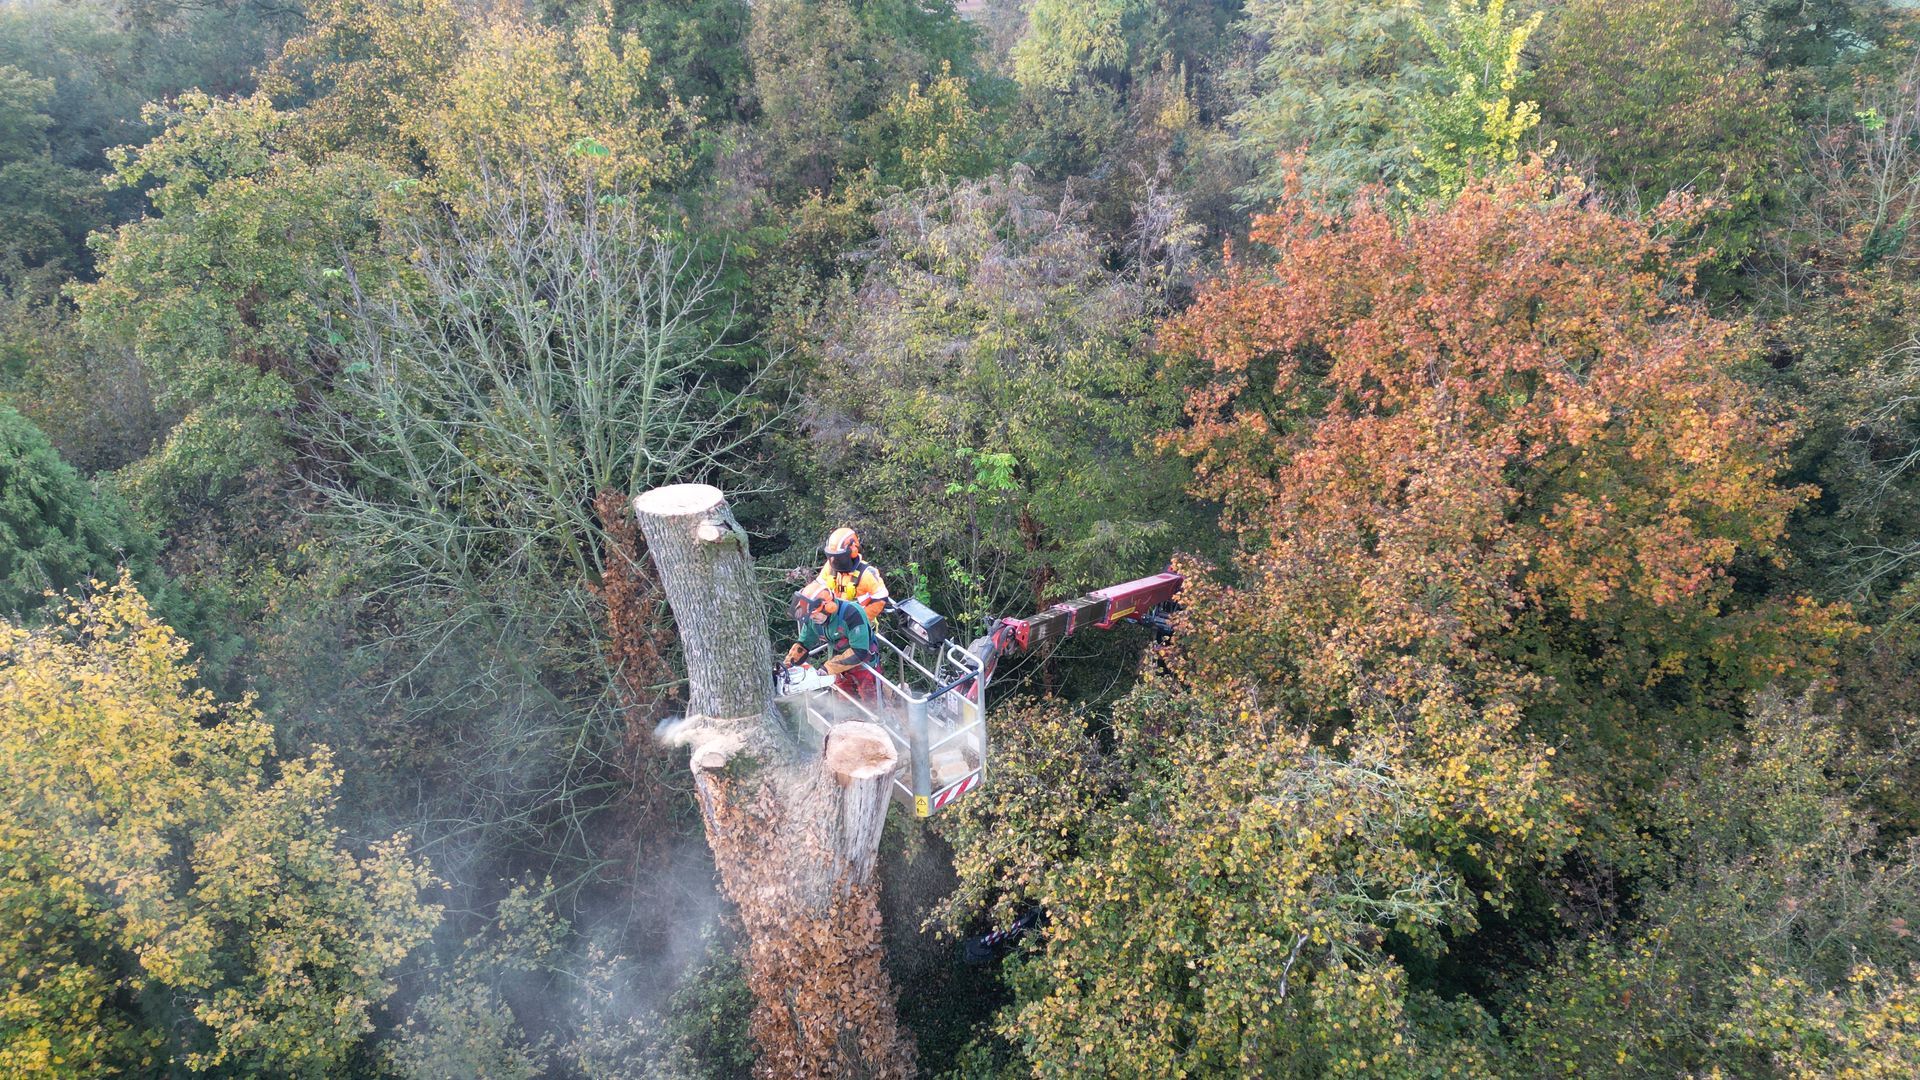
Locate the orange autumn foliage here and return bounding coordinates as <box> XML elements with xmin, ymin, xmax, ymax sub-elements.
<box><xmin>1161</xmin><ymin>164</ymin><xmax>1852</xmax><ymax>851</ymax></box>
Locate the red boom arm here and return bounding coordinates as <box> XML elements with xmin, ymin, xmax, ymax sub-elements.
<box><xmin>969</xmin><ymin>571</ymin><xmax>1183</xmax><ymax>687</ymax></box>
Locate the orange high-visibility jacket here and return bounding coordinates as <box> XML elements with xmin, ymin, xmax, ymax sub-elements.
<box><xmin>814</xmin><ymin>559</ymin><xmax>889</xmax><ymax>624</ymax></box>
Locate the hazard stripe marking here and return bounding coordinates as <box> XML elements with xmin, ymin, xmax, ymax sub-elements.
<box><xmin>931</xmin><ymin>772</ymin><xmax>980</xmax><ymax>809</ymax></box>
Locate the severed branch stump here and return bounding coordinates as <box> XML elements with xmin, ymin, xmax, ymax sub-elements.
<box><xmin>634</xmin><ymin>484</ymin><xmax>914</xmax><ymax>1079</ymax></box>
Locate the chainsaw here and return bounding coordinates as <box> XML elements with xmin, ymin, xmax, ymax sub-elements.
<box><xmin>773</xmin><ymin>647</ymin><xmax>837</xmax><ymax>697</ymax></box>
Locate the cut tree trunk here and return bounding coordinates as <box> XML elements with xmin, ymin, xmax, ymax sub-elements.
<box><xmin>634</xmin><ymin>484</ymin><xmax>914</xmax><ymax>1079</ymax></box>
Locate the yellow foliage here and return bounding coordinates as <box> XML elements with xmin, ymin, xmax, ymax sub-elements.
<box><xmin>938</xmin><ymin>681</ymin><xmax>1571</xmax><ymax>1073</ymax></box>
<box><xmin>266</xmin><ymin>0</ymin><xmax>468</xmax><ymax>163</ymax></box>
<box><xmin>0</xmin><ymin>577</ymin><xmax>439</xmax><ymax>1076</ymax></box>
<box><xmin>1728</xmin><ymin>963</ymin><xmax>1920</xmax><ymax>1078</ymax></box>
<box><xmin>269</xmin><ymin>0</ymin><xmax>694</xmax><ymax>206</ymax></box>
<box><xmin>409</xmin><ymin>5</ymin><xmax>695</xmax><ymax>207</ymax></box>
<box><xmin>882</xmin><ymin>62</ymin><xmax>988</xmax><ymax>182</ymax></box>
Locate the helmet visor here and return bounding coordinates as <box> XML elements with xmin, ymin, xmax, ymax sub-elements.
<box><xmin>792</xmin><ymin>590</ymin><xmax>819</xmax><ymax>622</ymax></box>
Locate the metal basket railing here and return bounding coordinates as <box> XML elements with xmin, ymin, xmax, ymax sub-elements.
<box><xmin>776</xmin><ymin>630</ymin><xmax>987</xmax><ymax>817</ymax></box>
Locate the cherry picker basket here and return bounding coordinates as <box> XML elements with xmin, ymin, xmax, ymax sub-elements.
<box><xmin>775</xmin><ymin>628</ymin><xmax>987</xmax><ymax>818</ymax></box>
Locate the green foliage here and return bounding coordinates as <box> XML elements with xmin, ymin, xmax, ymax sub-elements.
<box><xmin>1230</xmin><ymin>0</ymin><xmax>1432</xmax><ymax>206</ymax></box>
<box><xmin>394</xmin><ymin>885</ymin><xmax>753</xmax><ymax>1080</ymax></box>
<box><xmin>743</xmin><ymin>0</ymin><xmax>983</xmax><ymax>193</ymax></box>
<box><xmin>0</xmin><ymin>578</ymin><xmax>440</xmax><ymax>1076</ymax></box>
<box><xmin>0</xmin><ymin>64</ymin><xmax>99</xmax><ymax>271</ymax></box>
<box><xmin>80</xmin><ymin>3</ymin><xmax>703</xmax><ymax>529</ymax></box>
<box><xmin>0</xmin><ymin>0</ymin><xmax>292</xmax><ymax>273</ymax></box>
<box><xmin>1004</xmin><ymin>0</ymin><xmax>1242</xmax><ymax>224</ymax></box>
<box><xmin>881</xmin><ymin>61</ymin><xmax>1002</xmax><ymax>183</ymax></box>
<box><xmin>0</xmin><ymin>271</ymin><xmax>168</xmax><ymax>476</ymax></box>
<box><xmin>0</xmin><ymin>406</ymin><xmax>168</xmax><ymax>621</ymax></box>
<box><xmin>1509</xmin><ymin>692</ymin><xmax>1920</xmax><ymax>1075</ymax></box>
<box><xmin>1405</xmin><ymin>0</ymin><xmax>1541</xmax><ymax>201</ymax></box>
<box><xmin>78</xmin><ymin>91</ymin><xmax>400</xmax><ymax>528</ymax></box>
<box><xmin>796</xmin><ymin>168</ymin><xmax>1198</xmax><ymax>631</ymax></box>
<box><xmin>611</xmin><ymin>0</ymin><xmax>753</xmax><ymax>121</ymax></box>
<box><xmin>391</xmin><ymin>885</ymin><xmax>566</xmax><ymax>1080</ymax></box>
<box><xmin>640</xmin><ymin>924</ymin><xmax>756</xmax><ymax>1079</ymax></box>
<box><xmin>1726</xmin><ymin>963</ymin><xmax>1920</xmax><ymax>1077</ymax></box>
<box><xmin>1765</xmin><ymin>60</ymin><xmax>1920</xmax><ymax>614</ymax></box>
<box><xmin>1731</xmin><ymin>0</ymin><xmax>1912</xmax><ymax>72</ymax></box>
<box><xmin>1003</xmin><ymin>78</ymin><xmax>1126</xmax><ymax>182</ymax></box>
<box><xmin>408</xmin><ymin>10</ymin><xmax>698</xmax><ymax>208</ymax></box>
<box><xmin>1012</xmin><ymin>0</ymin><xmax>1241</xmax><ymax>94</ymax></box>
<box><xmin>1532</xmin><ymin>0</ymin><xmax>1795</xmax><ymax>272</ymax></box>
<box><xmin>1012</xmin><ymin>0</ymin><xmax>1153</xmax><ymax>92</ymax></box>
<box><xmin>1227</xmin><ymin>0</ymin><xmax>1550</xmax><ymax>210</ymax></box>
<box><xmin>262</xmin><ymin>0</ymin><xmax>468</xmax><ymax>162</ymax></box>
<box><xmin>8</xmin><ymin>0</ymin><xmax>1920</xmax><ymax>1072</ymax></box>
<box><xmin>46</xmin><ymin>0</ymin><xmax>737</xmax><ymax>997</ymax></box>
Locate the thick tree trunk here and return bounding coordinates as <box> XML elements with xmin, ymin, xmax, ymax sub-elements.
<box><xmin>634</xmin><ymin>484</ymin><xmax>914</xmax><ymax>1079</ymax></box>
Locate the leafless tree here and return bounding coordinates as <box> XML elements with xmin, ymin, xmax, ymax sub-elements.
<box><xmin>305</xmin><ymin>166</ymin><xmax>774</xmax><ymax>903</ymax></box>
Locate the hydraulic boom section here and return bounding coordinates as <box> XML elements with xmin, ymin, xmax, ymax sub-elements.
<box><xmin>972</xmin><ymin>571</ymin><xmax>1184</xmax><ymax>681</ymax></box>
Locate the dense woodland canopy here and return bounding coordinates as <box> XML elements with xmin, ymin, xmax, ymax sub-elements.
<box><xmin>3</xmin><ymin>0</ymin><xmax>1920</xmax><ymax>1074</ymax></box>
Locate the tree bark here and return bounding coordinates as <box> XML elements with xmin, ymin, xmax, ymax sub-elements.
<box><xmin>591</xmin><ymin>490</ymin><xmax>674</xmax><ymax>890</ymax></box>
<box><xmin>634</xmin><ymin>484</ymin><xmax>915</xmax><ymax>1079</ymax></box>
<box><xmin>631</xmin><ymin>484</ymin><xmax>776</xmax><ymax>739</ymax></box>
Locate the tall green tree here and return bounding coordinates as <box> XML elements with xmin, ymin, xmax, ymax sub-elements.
<box><xmin>1007</xmin><ymin>0</ymin><xmax>1242</xmax><ymax>100</ymax></box>
<box><xmin>1002</xmin><ymin>0</ymin><xmax>1241</xmax><ymax>226</ymax></box>
<box><xmin>1230</xmin><ymin>0</ymin><xmax>1432</xmax><ymax>206</ymax></box>
<box><xmin>78</xmin><ymin>90</ymin><xmax>399</xmax><ymax>529</ymax></box>
<box><xmin>1011</xmin><ymin>0</ymin><xmax>1239</xmax><ymax>94</ymax></box>
<box><xmin>0</xmin><ymin>405</ymin><xmax>167</xmax><ymax>621</ymax></box>
<box><xmin>1531</xmin><ymin>0</ymin><xmax>1795</xmax><ymax>273</ymax></box>
<box><xmin>0</xmin><ymin>64</ymin><xmax>99</xmax><ymax>271</ymax></box>
<box><xmin>743</xmin><ymin>0</ymin><xmax>982</xmax><ymax>193</ymax></box>
<box><xmin>0</xmin><ymin>0</ymin><xmax>292</xmax><ymax>274</ymax></box>
<box><xmin>611</xmin><ymin>0</ymin><xmax>753</xmax><ymax>122</ymax></box>
<box><xmin>1730</xmin><ymin>0</ymin><xmax>1911</xmax><ymax>72</ymax></box>
<box><xmin>1233</xmin><ymin>0</ymin><xmax>1544</xmax><ymax>209</ymax></box>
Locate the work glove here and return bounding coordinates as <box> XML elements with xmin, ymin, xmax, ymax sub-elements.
<box><xmin>785</xmin><ymin>643</ymin><xmax>807</xmax><ymax>665</ymax></box>
<box><xmin>824</xmin><ymin>649</ymin><xmax>862</xmax><ymax>676</ymax></box>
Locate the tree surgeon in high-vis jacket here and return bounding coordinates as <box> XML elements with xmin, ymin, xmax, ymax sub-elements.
<box><xmin>813</xmin><ymin>527</ymin><xmax>890</xmax><ymax>623</ymax></box>
<box><xmin>786</xmin><ymin>590</ymin><xmax>880</xmax><ymax>703</ymax></box>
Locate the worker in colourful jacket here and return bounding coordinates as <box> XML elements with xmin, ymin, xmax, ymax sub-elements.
<box><xmin>786</xmin><ymin>589</ymin><xmax>879</xmax><ymax>704</ymax></box>
<box><xmin>814</xmin><ymin>527</ymin><xmax>890</xmax><ymax>624</ymax></box>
